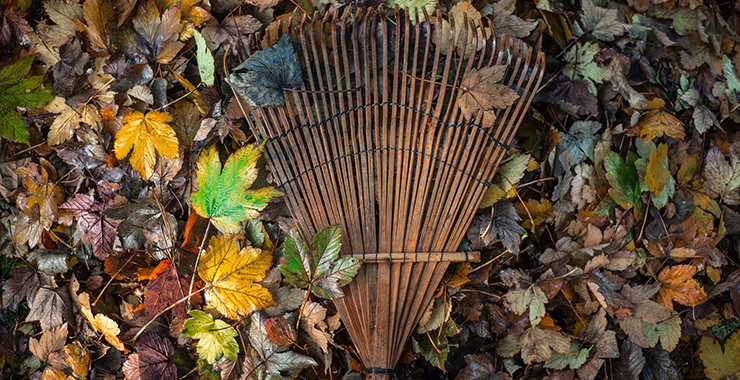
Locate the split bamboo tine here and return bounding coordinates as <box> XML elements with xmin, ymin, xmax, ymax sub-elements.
<box><xmin>238</xmin><ymin>7</ymin><xmax>545</xmax><ymax>379</ymax></box>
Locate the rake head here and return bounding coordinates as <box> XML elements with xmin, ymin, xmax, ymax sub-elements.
<box><xmin>234</xmin><ymin>7</ymin><xmax>544</xmax><ymax>378</ymax></box>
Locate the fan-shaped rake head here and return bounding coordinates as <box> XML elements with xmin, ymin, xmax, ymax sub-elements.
<box><xmin>234</xmin><ymin>7</ymin><xmax>545</xmax><ymax>378</ymax></box>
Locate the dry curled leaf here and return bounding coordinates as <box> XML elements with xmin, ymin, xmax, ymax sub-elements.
<box><xmin>458</xmin><ymin>65</ymin><xmax>519</xmax><ymax>119</ymax></box>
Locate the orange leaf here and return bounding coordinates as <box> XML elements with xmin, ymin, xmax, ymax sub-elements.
<box><xmin>638</xmin><ymin>108</ymin><xmax>685</xmax><ymax>141</ymax></box>
<box><xmin>78</xmin><ymin>293</ymin><xmax>128</xmax><ymax>352</ymax></box>
<box><xmin>657</xmin><ymin>265</ymin><xmax>707</xmax><ymax>308</ymax></box>
<box><xmin>114</xmin><ymin>109</ymin><xmax>179</xmax><ymax>179</ymax></box>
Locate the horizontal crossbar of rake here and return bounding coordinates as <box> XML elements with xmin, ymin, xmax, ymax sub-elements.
<box><xmin>274</xmin><ymin>146</ymin><xmax>494</xmax><ymax>188</ymax></box>
<box><xmin>263</xmin><ymin>101</ymin><xmax>511</xmax><ymax>150</ymax></box>
<box><xmin>348</xmin><ymin>251</ymin><xmax>480</xmax><ymax>263</ymax></box>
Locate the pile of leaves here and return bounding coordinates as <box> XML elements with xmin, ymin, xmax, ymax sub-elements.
<box><xmin>0</xmin><ymin>0</ymin><xmax>739</xmax><ymax>379</ymax></box>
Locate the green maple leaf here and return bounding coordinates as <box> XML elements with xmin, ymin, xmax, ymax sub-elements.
<box><xmin>280</xmin><ymin>225</ymin><xmax>362</xmax><ymax>299</ymax></box>
<box><xmin>191</xmin><ymin>144</ymin><xmax>282</xmax><ymax>233</ymax></box>
<box><xmin>182</xmin><ymin>310</ymin><xmax>239</xmax><ymax>364</ymax></box>
<box><xmin>0</xmin><ymin>56</ymin><xmax>53</xmax><ymax>143</ymax></box>
<box><xmin>563</xmin><ymin>42</ymin><xmax>611</xmax><ymax>95</ymax></box>
<box><xmin>544</xmin><ymin>341</ymin><xmax>591</xmax><ymax>370</ymax></box>
<box><xmin>604</xmin><ymin>151</ymin><xmax>642</xmax><ymax>209</ymax></box>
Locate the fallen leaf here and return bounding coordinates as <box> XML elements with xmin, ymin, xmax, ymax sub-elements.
<box><xmin>114</xmin><ymin>109</ymin><xmax>179</xmax><ymax>179</ymax></box>
<box><xmin>563</xmin><ymin>42</ymin><xmax>610</xmax><ymax>94</ymax></box>
<box><xmin>0</xmin><ymin>56</ymin><xmax>53</xmax><ymax>142</ymax></box>
<box><xmin>576</xmin><ymin>0</ymin><xmax>626</xmax><ymax>41</ymax></box>
<box><xmin>245</xmin><ymin>312</ymin><xmax>317</xmax><ymax>378</ymax></box>
<box><xmin>182</xmin><ymin>309</ymin><xmax>238</xmax><ymax>364</ymax></box>
<box><xmin>227</xmin><ymin>34</ymin><xmax>303</xmax><ymax>108</ymax></box>
<box><xmin>657</xmin><ymin>265</ymin><xmax>706</xmax><ymax>308</ymax></box>
<box><xmin>145</xmin><ymin>260</ymin><xmax>200</xmax><ymax>321</ymax></box>
<box><xmin>60</xmin><ymin>194</ymin><xmax>118</xmax><ymax>260</ymax></box>
<box><xmin>490</xmin><ymin>0</ymin><xmax>537</xmax><ymax>39</ymax></box>
<box><xmin>506</xmin><ymin>284</ymin><xmax>548</xmax><ymax>326</ymax></box>
<box><xmin>190</xmin><ymin>144</ymin><xmax>282</xmax><ymax>233</ymax></box>
<box><xmin>458</xmin><ymin>65</ymin><xmax>519</xmax><ymax>119</ymax></box>
<box><xmin>122</xmin><ymin>334</ymin><xmax>177</xmax><ymax>380</ymax></box>
<box><xmin>78</xmin><ymin>292</ymin><xmax>126</xmax><ymax>351</ymax></box>
<box><xmin>280</xmin><ymin>225</ymin><xmax>362</xmax><ymax>299</ymax></box>
<box><xmin>699</xmin><ymin>330</ymin><xmax>740</xmax><ymax>380</ymax></box>
<box><xmin>198</xmin><ymin>233</ymin><xmax>274</xmax><ymax>319</ymax></box>
<box><xmin>46</xmin><ymin>97</ymin><xmax>101</xmax><ymax>145</ymax></box>
<box><xmin>193</xmin><ymin>30</ymin><xmax>214</xmax><ymax>87</ymax></box>
<box><xmin>29</xmin><ymin>323</ymin><xmax>67</xmax><ymax>362</ymax></box>
<box><xmin>638</xmin><ymin>109</ymin><xmax>685</xmax><ymax>142</ymax></box>
<box><xmin>704</xmin><ymin>146</ymin><xmax>740</xmax><ymax>205</ymax></box>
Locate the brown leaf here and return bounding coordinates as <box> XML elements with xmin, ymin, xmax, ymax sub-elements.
<box><xmin>657</xmin><ymin>265</ymin><xmax>707</xmax><ymax>308</ymax></box>
<box><xmin>29</xmin><ymin>324</ymin><xmax>68</xmax><ymax>362</ymax></box>
<box><xmin>519</xmin><ymin>326</ymin><xmax>571</xmax><ymax>364</ymax></box>
<box><xmin>60</xmin><ymin>194</ymin><xmax>118</xmax><ymax>261</ymax></box>
<box><xmin>264</xmin><ymin>317</ymin><xmax>295</xmax><ymax>347</ymax></box>
<box><xmin>144</xmin><ymin>260</ymin><xmax>200</xmax><ymax>321</ymax></box>
<box><xmin>26</xmin><ymin>286</ymin><xmax>67</xmax><ymax>330</ymax></box>
<box><xmin>2</xmin><ymin>266</ymin><xmax>40</xmax><ymax>306</ymax></box>
<box><xmin>122</xmin><ymin>334</ymin><xmax>177</xmax><ymax>380</ymax></box>
<box><xmin>201</xmin><ymin>15</ymin><xmax>262</xmax><ymax>52</ymax></box>
<box><xmin>458</xmin><ymin>65</ymin><xmax>519</xmax><ymax>119</ymax></box>
<box><xmin>491</xmin><ymin>0</ymin><xmax>537</xmax><ymax>39</ymax></box>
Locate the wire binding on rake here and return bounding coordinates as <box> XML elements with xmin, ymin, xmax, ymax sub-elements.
<box><xmin>263</xmin><ymin>101</ymin><xmax>511</xmax><ymax>150</ymax></box>
<box><xmin>276</xmin><ymin>147</ymin><xmax>493</xmax><ymax>189</ymax></box>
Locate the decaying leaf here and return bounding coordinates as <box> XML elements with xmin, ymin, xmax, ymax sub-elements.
<box><xmin>458</xmin><ymin>65</ymin><xmax>519</xmax><ymax>119</ymax></box>
<box><xmin>227</xmin><ymin>34</ymin><xmax>303</xmax><ymax>108</ymax></box>
<box><xmin>78</xmin><ymin>292</ymin><xmax>127</xmax><ymax>351</ymax></box>
<box><xmin>245</xmin><ymin>312</ymin><xmax>317</xmax><ymax>378</ymax></box>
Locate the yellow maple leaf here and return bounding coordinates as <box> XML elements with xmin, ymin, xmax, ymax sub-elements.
<box><xmin>78</xmin><ymin>292</ymin><xmax>127</xmax><ymax>352</ymax></box>
<box><xmin>515</xmin><ymin>198</ymin><xmax>552</xmax><ymax>230</ymax></box>
<box><xmin>198</xmin><ymin>233</ymin><xmax>274</xmax><ymax>319</ymax></box>
<box><xmin>657</xmin><ymin>265</ymin><xmax>706</xmax><ymax>308</ymax></box>
<box><xmin>638</xmin><ymin>108</ymin><xmax>685</xmax><ymax>142</ymax></box>
<box><xmin>700</xmin><ymin>330</ymin><xmax>740</xmax><ymax>380</ymax></box>
<box><xmin>114</xmin><ymin>110</ymin><xmax>179</xmax><ymax>179</ymax></box>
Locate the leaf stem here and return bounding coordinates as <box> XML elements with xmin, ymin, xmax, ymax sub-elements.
<box><xmin>131</xmin><ymin>286</ymin><xmax>209</xmax><ymax>343</ymax></box>
<box><xmin>295</xmin><ymin>284</ymin><xmax>311</xmax><ymax>331</ymax></box>
<box><xmin>189</xmin><ymin>219</ymin><xmax>211</xmax><ymax>310</ymax></box>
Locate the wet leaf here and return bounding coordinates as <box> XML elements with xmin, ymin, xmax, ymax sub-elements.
<box><xmin>227</xmin><ymin>34</ymin><xmax>303</xmax><ymax>108</ymax></box>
